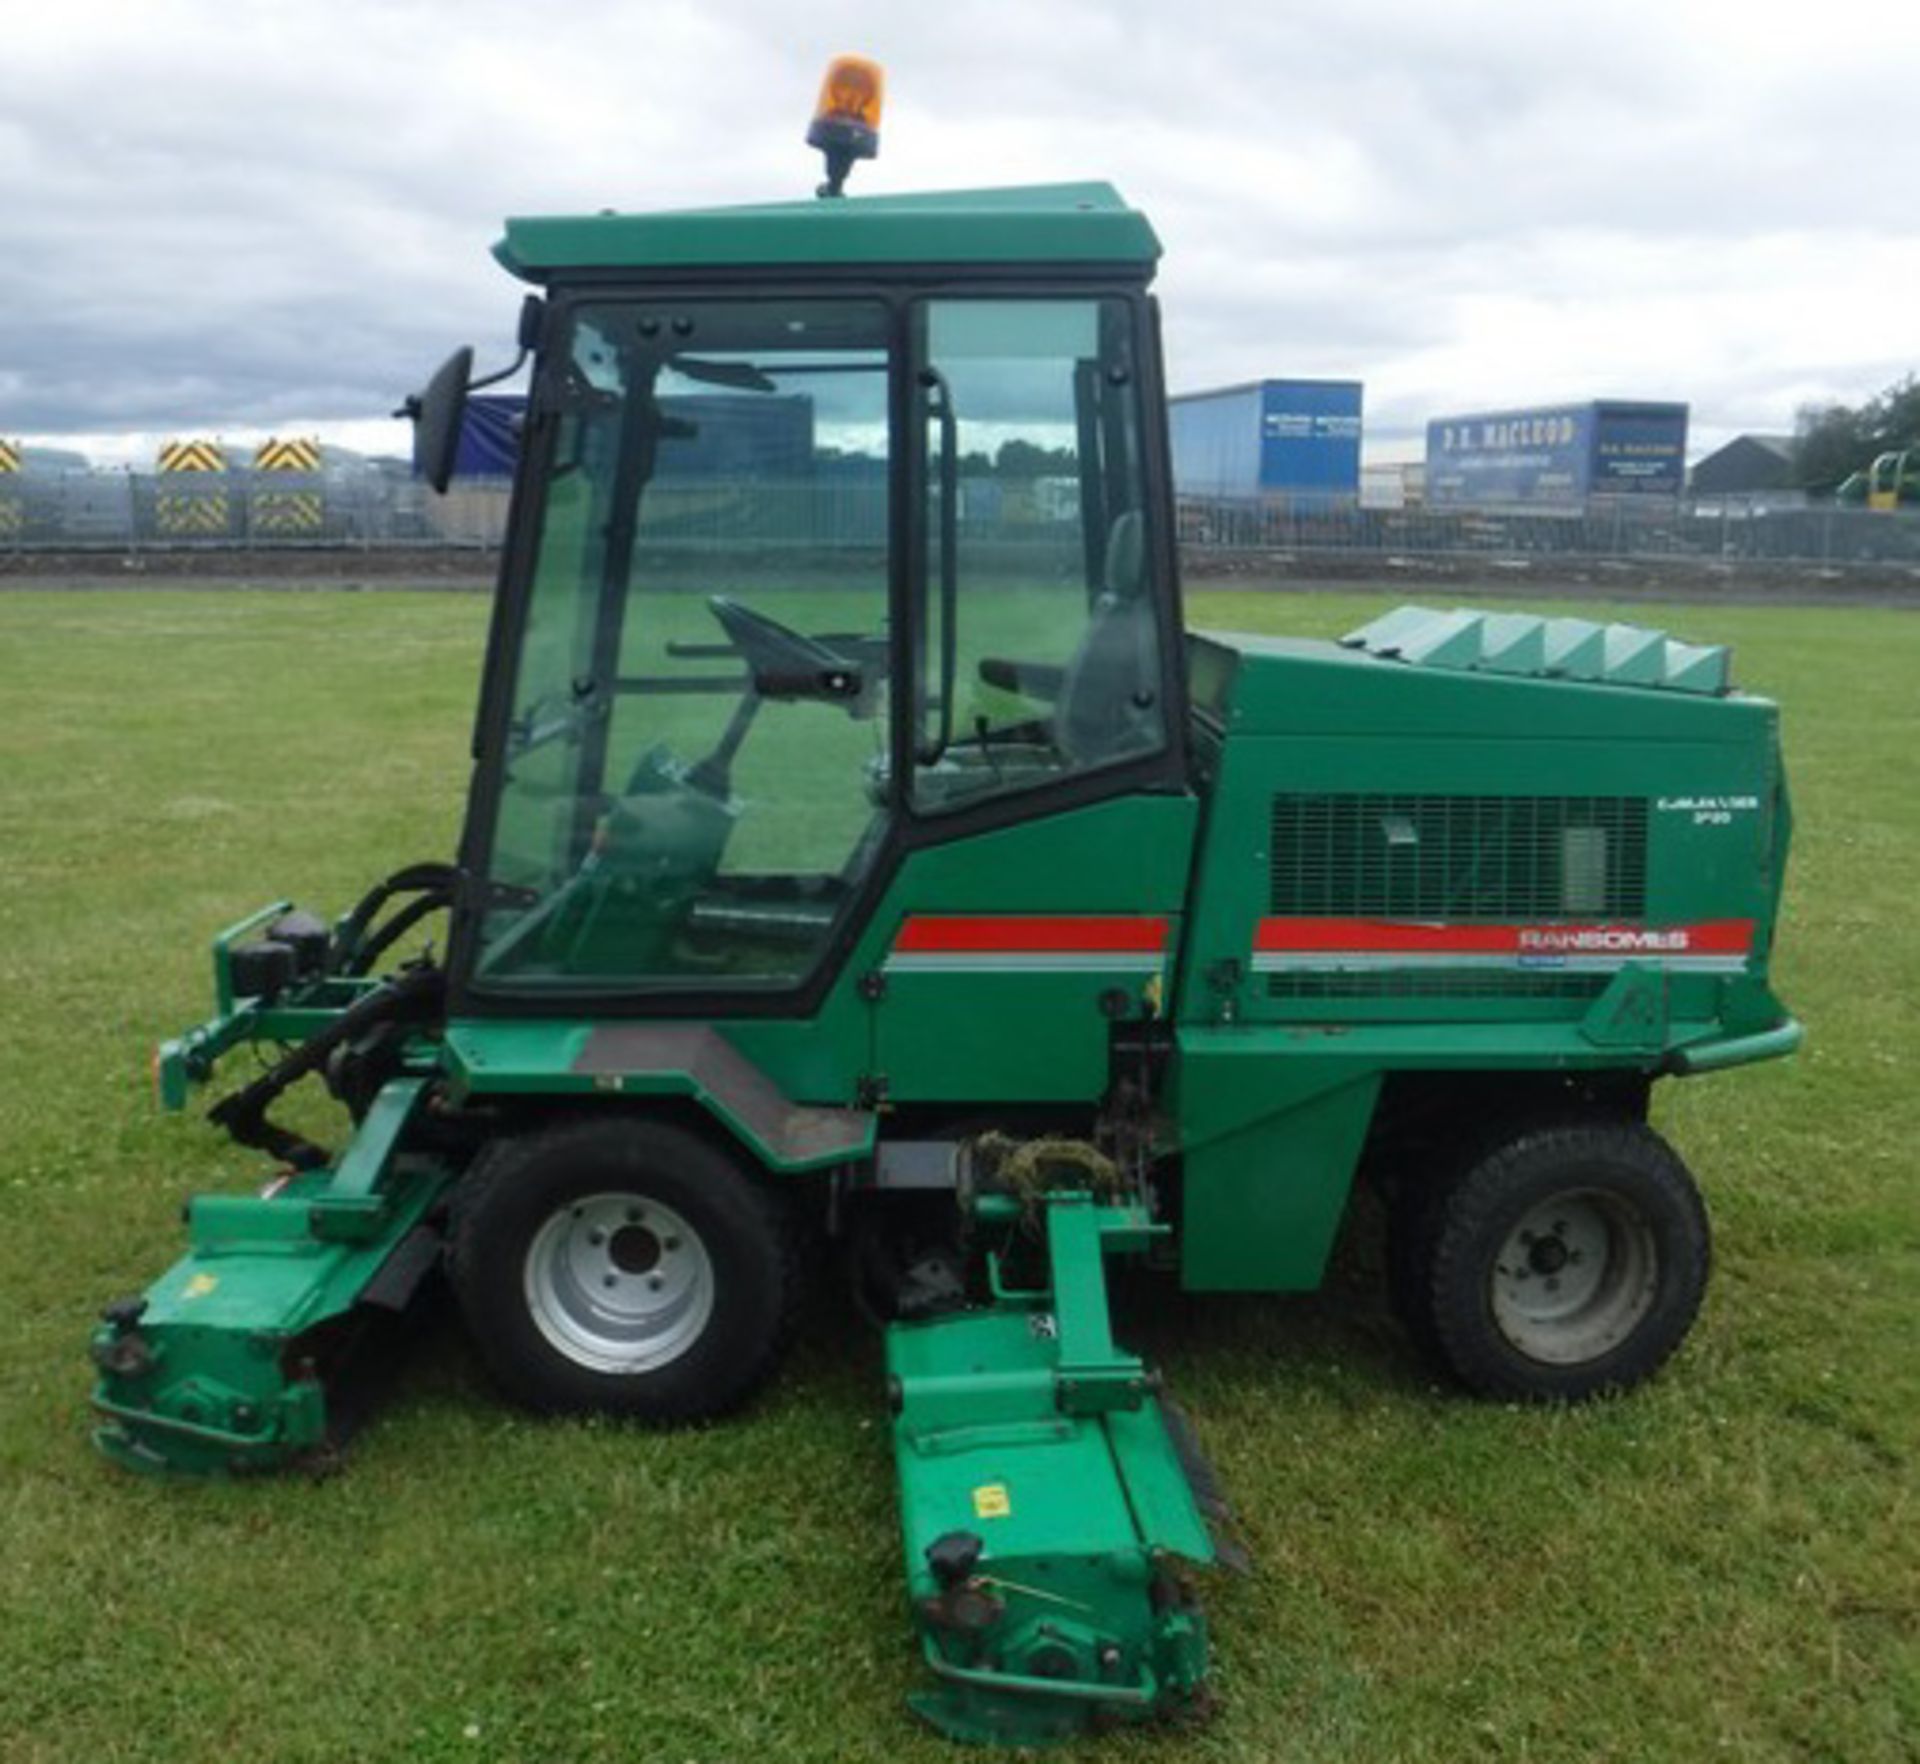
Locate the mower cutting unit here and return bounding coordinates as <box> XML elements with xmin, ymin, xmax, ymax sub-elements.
<box><xmin>92</xmin><ymin>62</ymin><xmax>1799</xmax><ymax>1745</ymax></box>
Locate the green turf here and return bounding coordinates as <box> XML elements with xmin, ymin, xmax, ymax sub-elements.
<box><xmin>0</xmin><ymin>586</ymin><xmax>1914</xmax><ymax>1763</ymax></box>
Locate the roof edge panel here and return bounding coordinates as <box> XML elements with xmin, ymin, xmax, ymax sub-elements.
<box><xmin>495</xmin><ymin>181</ymin><xmax>1160</xmax><ymax>280</ymax></box>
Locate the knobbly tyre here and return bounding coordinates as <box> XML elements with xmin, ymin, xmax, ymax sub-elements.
<box><xmin>90</xmin><ymin>58</ymin><xmax>1799</xmax><ymax>1746</ymax></box>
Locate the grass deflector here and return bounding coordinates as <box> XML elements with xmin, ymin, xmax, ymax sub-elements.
<box><xmin>91</xmin><ymin>68</ymin><xmax>1799</xmax><ymax>1748</ymax></box>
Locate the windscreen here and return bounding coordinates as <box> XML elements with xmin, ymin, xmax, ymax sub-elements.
<box><xmin>470</xmin><ymin>298</ymin><xmax>892</xmax><ymax>991</ymax></box>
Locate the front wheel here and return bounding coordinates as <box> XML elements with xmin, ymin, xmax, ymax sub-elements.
<box><xmin>448</xmin><ymin>1116</ymin><xmax>800</xmax><ymax>1422</ymax></box>
<box><xmin>1398</xmin><ymin>1120</ymin><xmax>1710</xmax><ymax>1402</ymax></box>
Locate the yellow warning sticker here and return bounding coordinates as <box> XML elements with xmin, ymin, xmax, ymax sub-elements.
<box><xmin>157</xmin><ymin>439</ymin><xmax>226</xmax><ymax>473</ymax></box>
<box><xmin>182</xmin><ymin>1273</ymin><xmax>219</xmax><ymax>1300</ymax></box>
<box><xmin>253</xmin><ymin>436</ymin><xmax>322</xmax><ymax>472</ymax></box>
<box><xmin>972</xmin><ymin>1483</ymin><xmax>1011</xmax><ymax>1520</ymax></box>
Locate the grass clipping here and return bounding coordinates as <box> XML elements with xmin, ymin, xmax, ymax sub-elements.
<box><xmin>969</xmin><ymin>1130</ymin><xmax>1127</xmax><ymax>1209</ymax></box>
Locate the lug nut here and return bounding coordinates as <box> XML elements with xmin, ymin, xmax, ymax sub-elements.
<box><xmin>587</xmin><ymin>1229</ymin><xmax>605</xmax><ymax>1246</ymax></box>
<box><xmin>663</xmin><ymin>1236</ymin><xmax>680</xmax><ymax>1252</ymax></box>
<box><xmin>602</xmin><ymin>1274</ymin><xmax>618</xmax><ymax>1289</ymax></box>
<box><xmin>648</xmin><ymin>1275</ymin><xmax>665</xmax><ymax>1291</ymax></box>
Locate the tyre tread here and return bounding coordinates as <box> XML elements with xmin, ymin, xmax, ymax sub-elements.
<box><xmin>1399</xmin><ymin>1118</ymin><xmax>1709</xmax><ymax>1402</ymax></box>
<box><xmin>446</xmin><ymin>1112</ymin><xmax>802</xmax><ymax>1423</ymax></box>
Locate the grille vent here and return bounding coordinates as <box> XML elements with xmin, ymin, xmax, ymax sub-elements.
<box><xmin>1267</xmin><ymin>970</ymin><xmax>1609</xmax><ymax>1002</ymax></box>
<box><xmin>1268</xmin><ymin>793</ymin><xmax>1649</xmax><ymax>923</ymax></box>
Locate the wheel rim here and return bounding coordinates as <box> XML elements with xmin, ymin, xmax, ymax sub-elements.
<box><xmin>524</xmin><ymin>1192</ymin><xmax>714</xmax><ymax>1375</ymax></box>
<box><xmin>1488</xmin><ymin>1189</ymin><xmax>1659</xmax><ymax>1366</ymax></box>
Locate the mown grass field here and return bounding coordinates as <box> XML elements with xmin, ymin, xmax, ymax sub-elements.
<box><xmin>1</xmin><ymin>586</ymin><xmax>1914</xmax><ymax>1763</ymax></box>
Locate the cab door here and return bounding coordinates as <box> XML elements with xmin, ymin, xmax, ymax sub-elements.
<box><xmin>870</xmin><ymin>292</ymin><xmax>1195</xmax><ymax>1104</ymax></box>
<box><xmin>458</xmin><ymin>295</ymin><xmax>897</xmax><ymax>1002</ymax></box>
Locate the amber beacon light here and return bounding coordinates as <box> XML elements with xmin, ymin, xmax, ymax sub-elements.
<box><xmin>807</xmin><ymin>55</ymin><xmax>885</xmax><ymax>198</ymax></box>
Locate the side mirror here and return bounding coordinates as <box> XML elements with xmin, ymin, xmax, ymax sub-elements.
<box><xmin>404</xmin><ymin>346</ymin><xmax>474</xmax><ymax>494</ymax></box>
<box><xmin>516</xmin><ymin>292</ymin><xmax>545</xmax><ymax>354</ymax></box>
<box><xmin>398</xmin><ymin>300</ymin><xmax>543</xmax><ymax>492</ymax></box>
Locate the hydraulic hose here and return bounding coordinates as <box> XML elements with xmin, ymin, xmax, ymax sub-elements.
<box><xmin>329</xmin><ymin>863</ymin><xmax>461</xmax><ymax>975</ymax></box>
<box><xmin>343</xmin><ymin>888</ymin><xmax>453</xmax><ymax>977</ymax></box>
<box><xmin>208</xmin><ymin>967</ymin><xmax>445</xmax><ymax>1168</ymax></box>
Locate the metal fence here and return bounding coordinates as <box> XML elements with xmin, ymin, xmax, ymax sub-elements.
<box><xmin>0</xmin><ymin>467</ymin><xmax>444</xmax><ymax>549</ymax></box>
<box><xmin>1</xmin><ymin>467</ymin><xmax>1917</xmax><ymax>571</ymax></box>
<box><xmin>1177</xmin><ymin>496</ymin><xmax>1920</xmax><ymax>568</ymax></box>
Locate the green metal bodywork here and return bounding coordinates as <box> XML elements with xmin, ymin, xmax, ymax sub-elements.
<box><xmin>1166</xmin><ymin>620</ymin><xmax>1794</xmax><ymax>1288</ymax></box>
<box><xmin>495</xmin><ymin>182</ymin><xmax>1161</xmax><ymax>281</ymax></box>
<box><xmin>99</xmin><ymin>596</ymin><xmax>1798</xmax><ymax>1722</ymax></box>
<box><xmin>121</xmin><ymin>612</ymin><xmax>1800</xmax><ymax>1355</ymax></box>
<box><xmin>1341</xmin><ymin>605</ymin><xmax>1735</xmax><ymax>693</ymax></box>
<box><xmin>448</xmin><ymin>794</ymin><xmax>1196</xmax><ymax>1120</ymax></box>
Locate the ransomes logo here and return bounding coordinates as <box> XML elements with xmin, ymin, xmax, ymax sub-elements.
<box><xmin>1250</xmin><ymin>915</ymin><xmax>1755</xmax><ymax>975</ymax></box>
<box><xmin>1519</xmin><ymin>927</ymin><xmax>1691</xmax><ymax>954</ymax></box>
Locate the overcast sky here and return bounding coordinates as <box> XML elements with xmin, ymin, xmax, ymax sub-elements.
<box><xmin>4</xmin><ymin>0</ymin><xmax>1912</xmax><ymax>465</ymax></box>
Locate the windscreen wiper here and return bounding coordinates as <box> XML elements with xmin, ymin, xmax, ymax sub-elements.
<box><xmin>674</xmin><ymin>358</ymin><xmax>778</xmax><ymax>393</ymax></box>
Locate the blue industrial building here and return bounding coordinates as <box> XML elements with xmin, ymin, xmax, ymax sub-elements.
<box><xmin>1425</xmin><ymin>401</ymin><xmax>1688</xmax><ymax>507</ymax></box>
<box><xmin>449</xmin><ymin>392</ymin><xmax>816</xmax><ymax>480</ymax></box>
<box><xmin>1168</xmin><ymin>379</ymin><xmax>1363</xmax><ymax>500</ymax></box>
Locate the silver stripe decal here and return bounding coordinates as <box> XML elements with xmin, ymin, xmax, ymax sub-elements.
<box><xmin>1250</xmin><ymin>952</ymin><xmax>1748</xmax><ymax>975</ymax></box>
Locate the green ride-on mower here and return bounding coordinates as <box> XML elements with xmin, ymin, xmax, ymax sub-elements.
<box><xmin>90</xmin><ymin>59</ymin><xmax>1800</xmax><ymax>1745</ymax></box>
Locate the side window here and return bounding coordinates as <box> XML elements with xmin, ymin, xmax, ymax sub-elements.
<box><xmin>911</xmin><ymin>298</ymin><xmax>1166</xmax><ymax>813</ymax></box>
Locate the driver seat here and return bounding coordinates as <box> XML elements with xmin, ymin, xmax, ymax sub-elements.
<box><xmin>1053</xmin><ymin>510</ymin><xmax>1163</xmax><ymax>767</ymax></box>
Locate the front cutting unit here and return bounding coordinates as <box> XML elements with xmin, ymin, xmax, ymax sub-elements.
<box><xmin>92</xmin><ymin>65</ymin><xmax>1799</xmax><ymax>1746</ymax></box>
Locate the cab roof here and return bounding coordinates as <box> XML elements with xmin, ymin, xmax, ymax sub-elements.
<box><xmin>494</xmin><ymin>182</ymin><xmax>1160</xmax><ymax>282</ymax></box>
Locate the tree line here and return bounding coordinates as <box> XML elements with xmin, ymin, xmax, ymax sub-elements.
<box><xmin>1794</xmin><ymin>374</ymin><xmax>1919</xmax><ymax>492</ymax></box>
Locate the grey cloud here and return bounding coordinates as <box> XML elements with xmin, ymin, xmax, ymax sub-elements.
<box><xmin>1</xmin><ymin>0</ymin><xmax>1911</xmax><ymax>451</ymax></box>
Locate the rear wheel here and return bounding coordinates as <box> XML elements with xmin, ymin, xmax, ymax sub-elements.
<box><xmin>448</xmin><ymin>1116</ymin><xmax>799</xmax><ymax>1422</ymax></box>
<box><xmin>1395</xmin><ymin>1119</ymin><xmax>1710</xmax><ymax>1401</ymax></box>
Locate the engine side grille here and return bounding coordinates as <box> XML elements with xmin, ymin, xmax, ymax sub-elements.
<box><xmin>1266</xmin><ymin>970</ymin><xmax>1609</xmax><ymax>1001</ymax></box>
<box><xmin>1268</xmin><ymin>793</ymin><xmax>1649</xmax><ymax>924</ymax></box>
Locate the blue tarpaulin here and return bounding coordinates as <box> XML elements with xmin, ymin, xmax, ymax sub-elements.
<box><xmin>453</xmin><ymin>395</ymin><xmax>525</xmax><ymax>478</ymax></box>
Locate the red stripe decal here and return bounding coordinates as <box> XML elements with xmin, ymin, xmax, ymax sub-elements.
<box><xmin>895</xmin><ymin>915</ymin><xmax>1171</xmax><ymax>955</ymax></box>
<box><xmin>1254</xmin><ymin>918</ymin><xmax>1755</xmax><ymax>956</ymax></box>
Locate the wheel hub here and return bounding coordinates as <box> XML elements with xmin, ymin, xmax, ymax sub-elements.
<box><xmin>1527</xmin><ymin>1235</ymin><xmax>1570</xmax><ymax>1276</ymax></box>
<box><xmin>524</xmin><ymin>1192</ymin><xmax>714</xmax><ymax>1375</ymax></box>
<box><xmin>1490</xmin><ymin>1190</ymin><xmax>1659</xmax><ymax>1366</ymax></box>
<box><xmin>609</xmin><ymin>1224</ymin><xmax>662</xmax><ymax>1276</ymax></box>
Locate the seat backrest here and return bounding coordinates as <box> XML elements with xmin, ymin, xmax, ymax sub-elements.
<box><xmin>1054</xmin><ymin>510</ymin><xmax>1162</xmax><ymax>767</ymax></box>
<box><xmin>1104</xmin><ymin>508</ymin><xmax>1146</xmax><ymax>601</ymax></box>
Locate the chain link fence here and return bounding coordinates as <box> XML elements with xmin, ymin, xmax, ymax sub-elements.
<box><xmin>1177</xmin><ymin>495</ymin><xmax>1920</xmax><ymax>568</ymax></box>
<box><xmin>0</xmin><ymin>467</ymin><xmax>447</xmax><ymax>549</ymax></box>
<box><xmin>0</xmin><ymin>468</ymin><xmax>1915</xmax><ymax>573</ymax></box>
